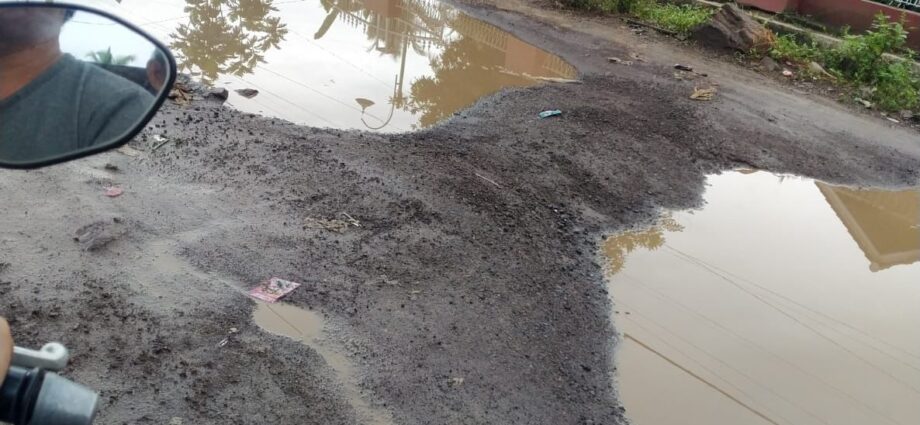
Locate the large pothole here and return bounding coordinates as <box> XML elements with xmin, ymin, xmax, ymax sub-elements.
<box><xmin>84</xmin><ymin>0</ymin><xmax>576</xmax><ymax>131</ymax></box>
<box><xmin>603</xmin><ymin>170</ymin><xmax>920</xmax><ymax>425</ymax></box>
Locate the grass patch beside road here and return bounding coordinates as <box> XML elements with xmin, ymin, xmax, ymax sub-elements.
<box><xmin>770</xmin><ymin>15</ymin><xmax>920</xmax><ymax>112</ymax></box>
<box><xmin>566</xmin><ymin>0</ymin><xmax>714</xmax><ymax>35</ymax></box>
<box><xmin>633</xmin><ymin>2</ymin><xmax>714</xmax><ymax>34</ymax></box>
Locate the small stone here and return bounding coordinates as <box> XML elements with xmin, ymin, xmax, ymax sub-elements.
<box><xmin>206</xmin><ymin>87</ymin><xmax>229</xmax><ymax>102</ymax></box>
<box><xmin>759</xmin><ymin>56</ymin><xmax>780</xmax><ymax>72</ymax></box>
<box><xmin>235</xmin><ymin>88</ymin><xmax>259</xmax><ymax>99</ymax></box>
<box><xmin>807</xmin><ymin>61</ymin><xmax>835</xmax><ymax>79</ymax></box>
<box><xmin>74</xmin><ymin>218</ymin><xmax>127</xmax><ymax>251</ymax></box>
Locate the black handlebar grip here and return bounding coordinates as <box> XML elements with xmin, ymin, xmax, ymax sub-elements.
<box><xmin>0</xmin><ymin>366</ymin><xmax>45</xmax><ymax>425</ymax></box>
<box><xmin>0</xmin><ymin>366</ymin><xmax>97</xmax><ymax>425</ymax></box>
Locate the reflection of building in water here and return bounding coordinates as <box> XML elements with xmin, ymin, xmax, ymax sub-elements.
<box><xmin>818</xmin><ymin>183</ymin><xmax>920</xmax><ymax>271</ymax></box>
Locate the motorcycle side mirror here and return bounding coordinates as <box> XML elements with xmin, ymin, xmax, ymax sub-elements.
<box><xmin>0</xmin><ymin>3</ymin><xmax>176</xmax><ymax>169</ymax></box>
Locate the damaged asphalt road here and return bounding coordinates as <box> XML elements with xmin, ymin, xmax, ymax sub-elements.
<box><xmin>2</xmin><ymin>2</ymin><xmax>919</xmax><ymax>425</ymax></box>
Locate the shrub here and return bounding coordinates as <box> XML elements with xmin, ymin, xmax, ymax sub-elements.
<box><xmin>823</xmin><ymin>14</ymin><xmax>910</xmax><ymax>83</ymax></box>
<box><xmin>874</xmin><ymin>61</ymin><xmax>920</xmax><ymax>110</ymax></box>
<box><xmin>771</xmin><ymin>14</ymin><xmax>920</xmax><ymax>111</ymax></box>
<box><xmin>770</xmin><ymin>34</ymin><xmax>822</xmax><ymax>62</ymax></box>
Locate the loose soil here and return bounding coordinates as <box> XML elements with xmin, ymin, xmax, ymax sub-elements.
<box><xmin>1</xmin><ymin>1</ymin><xmax>919</xmax><ymax>424</ymax></box>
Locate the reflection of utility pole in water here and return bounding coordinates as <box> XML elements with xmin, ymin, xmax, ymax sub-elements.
<box><xmin>355</xmin><ymin>0</ymin><xmax>425</xmax><ymax>129</ymax></box>
<box><xmin>360</xmin><ymin>28</ymin><xmax>408</xmax><ymax>129</ymax></box>
<box><xmin>314</xmin><ymin>0</ymin><xmax>340</xmax><ymax>39</ymax></box>
<box><xmin>316</xmin><ymin>0</ymin><xmax>442</xmax><ymax>130</ymax></box>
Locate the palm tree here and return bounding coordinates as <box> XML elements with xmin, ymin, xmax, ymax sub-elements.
<box><xmin>85</xmin><ymin>47</ymin><xmax>136</xmax><ymax>66</ymax></box>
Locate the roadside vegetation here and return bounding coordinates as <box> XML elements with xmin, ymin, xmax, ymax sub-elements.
<box><xmin>769</xmin><ymin>15</ymin><xmax>920</xmax><ymax>112</ymax></box>
<box><xmin>565</xmin><ymin>0</ymin><xmax>714</xmax><ymax>34</ymax></box>
<box><xmin>564</xmin><ymin>0</ymin><xmax>920</xmax><ymax>115</ymax></box>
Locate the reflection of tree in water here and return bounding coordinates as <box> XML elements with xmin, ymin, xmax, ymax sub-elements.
<box><xmin>170</xmin><ymin>0</ymin><xmax>287</xmax><ymax>83</ymax></box>
<box><xmin>604</xmin><ymin>216</ymin><xmax>684</xmax><ymax>276</ymax></box>
<box><xmin>317</xmin><ymin>0</ymin><xmax>572</xmax><ymax>128</ymax></box>
<box><xmin>406</xmin><ymin>37</ymin><xmax>533</xmax><ymax>127</ymax></box>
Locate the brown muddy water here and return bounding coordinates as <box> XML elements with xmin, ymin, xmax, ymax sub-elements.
<box><xmin>604</xmin><ymin>171</ymin><xmax>920</xmax><ymax>425</ymax></box>
<box><xmin>253</xmin><ymin>302</ymin><xmax>397</xmax><ymax>425</ymax></box>
<box><xmin>80</xmin><ymin>0</ymin><xmax>576</xmax><ymax>131</ymax></box>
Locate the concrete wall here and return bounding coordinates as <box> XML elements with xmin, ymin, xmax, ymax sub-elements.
<box><xmin>739</xmin><ymin>0</ymin><xmax>920</xmax><ymax>49</ymax></box>
<box><xmin>738</xmin><ymin>0</ymin><xmax>799</xmax><ymax>12</ymax></box>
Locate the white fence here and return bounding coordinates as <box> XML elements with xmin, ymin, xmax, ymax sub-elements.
<box><xmin>885</xmin><ymin>0</ymin><xmax>920</xmax><ymax>9</ymax></box>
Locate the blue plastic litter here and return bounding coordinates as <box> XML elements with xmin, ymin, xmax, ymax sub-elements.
<box><xmin>539</xmin><ymin>110</ymin><xmax>562</xmax><ymax>119</ymax></box>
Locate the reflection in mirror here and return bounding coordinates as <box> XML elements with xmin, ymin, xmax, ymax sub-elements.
<box><xmin>0</xmin><ymin>6</ymin><xmax>171</xmax><ymax>166</ymax></box>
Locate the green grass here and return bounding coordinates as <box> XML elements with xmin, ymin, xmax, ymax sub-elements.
<box><xmin>633</xmin><ymin>2</ymin><xmax>715</xmax><ymax>34</ymax></box>
<box><xmin>770</xmin><ymin>14</ymin><xmax>920</xmax><ymax>112</ymax></box>
<box><xmin>565</xmin><ymin>0</ymin><xmax>713</xmax><ymax>35</ymax></box>
<box><xmin>771</xmin><ymin>34</ymin><xmax>822</xmax><ymax>62</ymax></box>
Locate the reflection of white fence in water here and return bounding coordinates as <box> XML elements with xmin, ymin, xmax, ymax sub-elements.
<box><xmin>336</xmin><ymin>0</ymin><xmax>456</xmax><ymax>52</ymax></box>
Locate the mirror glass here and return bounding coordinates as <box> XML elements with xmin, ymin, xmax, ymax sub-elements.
<box><xmin>0</xmin><ymin>6</ymin><xmax>171</xmax><ymax>166</ymax></box>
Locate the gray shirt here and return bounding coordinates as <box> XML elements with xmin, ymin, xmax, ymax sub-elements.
<box><xmin>0</xmin><ymin>54</ymin><xmax>154</xmax><ymax>163</ymax></box>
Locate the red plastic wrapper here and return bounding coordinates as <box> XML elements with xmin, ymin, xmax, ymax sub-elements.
<box><xmin>104</xmin><ymin>187</ymin><xmax>124</xmax><ymax>197</ymax></box>
<box><xmin>249</xmin><ymin>277</ymin><xmax>301</xmax><ymax>303</ymax></box>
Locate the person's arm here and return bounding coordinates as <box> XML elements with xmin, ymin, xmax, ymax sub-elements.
<box><xmin>0</xmin><ymin>317</ymin><xmax>12</xmax><ymax>385</ymax></box>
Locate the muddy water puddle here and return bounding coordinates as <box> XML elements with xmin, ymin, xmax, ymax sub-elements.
<box><xmin>80</xmin><ymin>0</ymin><xmax>575</xmax><ymax>131</ymax></box>
<box><xmin>253</xmin><ymin>303</ymin><xmax>396</xmax><ymax>425</ymax></box>
<box><xmin>603</xmin><ymin>171</ymin><xmax>920</xmax><ymax>425</ymax></box>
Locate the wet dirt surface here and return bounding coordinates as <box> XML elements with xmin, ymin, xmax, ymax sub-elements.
<box><xmin>79</xmin><ymin>0</ymin><xmax>575</xmax><ymax>131</ymax></box>
<box><xmin>254</xmin><ymin>302</ymin><xmax>398</xmax><ymax>425</ymax></box>
<box><xmin>604</xmin><ymin>171</ymin><xmax>920</xmax><ymax>425</ymax></box>
<box><xmin>2</xmin><ymin>0</ymin><xmax>920</xmax><ymax>424</ymax></box>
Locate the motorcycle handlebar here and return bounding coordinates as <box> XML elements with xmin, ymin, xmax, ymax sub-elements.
<box><xmin>0</xmin><ymin>366</ymin><xmax>98</xmax><ymax>425</ymax></box>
